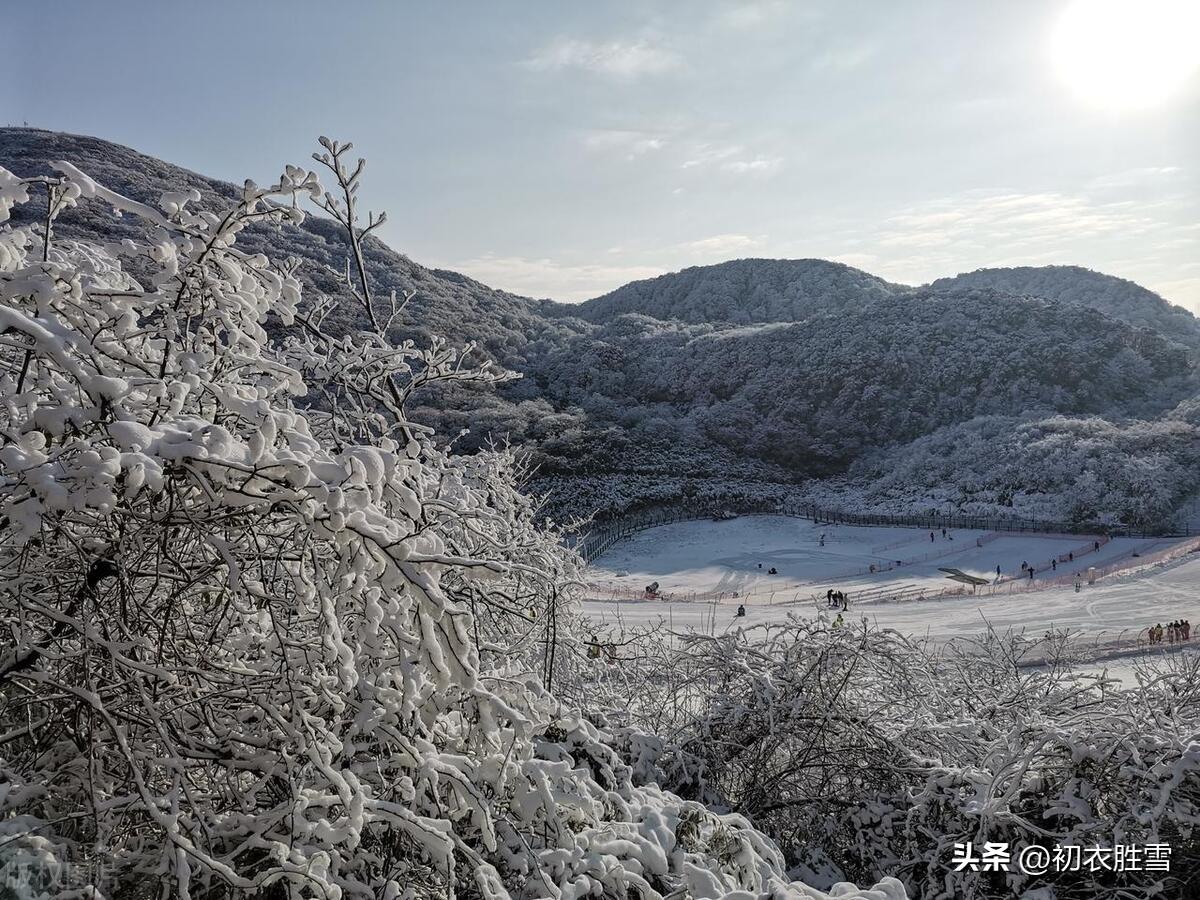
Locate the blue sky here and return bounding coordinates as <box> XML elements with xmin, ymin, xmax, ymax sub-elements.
<box><xmin>5</xmin><ymin>0</ymin><xmax>1199</xmax><ymax>309</ymax></box>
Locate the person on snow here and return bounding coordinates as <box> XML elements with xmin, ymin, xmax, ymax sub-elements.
<box><xmin>841</xmin><ymin>592</ymin><xmax>849</xmax><ymax>611</ymax></box>
<box><xmin>768</xmin><ymin>566</ymin><xmax>778</xmax><ymax>575</ymax></box>
<box><xmin>930</xmin><ymin>532</ymin><xmax>935</xmax><ymax>542</ymax></box>
<box><xmin>1029</xmin><ymin>566</ymin><xmax>1035</xmax><ymax>580</ymax></box>
<box><xmin>826</xmin><ymin>588</ymin><xmax>834</xmax><ymax>606</ymax></box>
<box><xmin>735</xmin><ymin>603</ymin><xmax>746</xmax><ymax>618</ymax></box>
<box><xmin>996</xmin><ymin>564</ymin><xmax>1002</xmax><ymax>577</ymax></box>
<box><xmin>1052</xmin><ymin>559</ymin><xmax>1057</xmax><ymax>571</ymax></box>
<box><xmin>833</xmin><ymin>613</ymin><xmax>844</xmax><ymax>628</ymax></box>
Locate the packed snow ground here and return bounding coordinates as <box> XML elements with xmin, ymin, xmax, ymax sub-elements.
<box><xmin>583</xmin><ymin>516</ymin><xmax>1199</xmax><ymax>649</ymax></box>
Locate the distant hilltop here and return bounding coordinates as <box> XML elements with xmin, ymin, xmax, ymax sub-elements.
<box><xmin>4</xmin><ymin>126</ymin><xmax>1199</xmax><ymax>527</ymax></box>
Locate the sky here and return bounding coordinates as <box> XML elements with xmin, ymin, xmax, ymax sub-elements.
<box><xmin>4</xmin><ymin>0</ymin><xmax>1200</xmax><ymax>310</ymax></box>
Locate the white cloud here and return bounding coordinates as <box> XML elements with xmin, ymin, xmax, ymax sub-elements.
<box><xmin>721</xmin><ymin>155</ymin><xmax>783</xmax><ymax>175</ymax></box>
<box><xmin>442</xmin><ymin>253</ymin><xmax>666</xmax><ymax>302</ymax></box>
<box><xmin>525</xmin><ymin>37</ymin><xmax>680</xmax><ymax>79</ymax></box>
<box><xmin>878</xmin><ymin>190</ymin><xmax>1167</xmax><ymax>256</ymax></box>
<box><xmin>826</xmin><ymin>185</ymin><xmax>1198</xmax><ymax>310</ymax></box>
<box><xmin>680</xmin><ymin>143</ymin><xmax>783</xmax><ymax>176</ymax></box>
<box><xmin>715</xmin><ymin>1</ymin><xmax>788</xmax><ymax>30</ymax></box>
<box><xmin>1086</xmin><ymin>166</ymin><xmax>1182</xmax><ymax>191</ymax></box>
<box><xmin>681</xmin><ymin>144</ymin><xmax>741</xmax><ymax>169</ymax></box>
<box><xmin>810</xmin><ymin>42</ymin><xmax>878</xmax><ymax>73</ymax></box>
<box><xmin>581</xmin><ymin>129</ymin><xmax>666</xmax><ymax>160</ymax></box>
<box><xmin>677</xmin><ymin>233</ymin><xmax>765</xmax><ymax>257</ymax></box>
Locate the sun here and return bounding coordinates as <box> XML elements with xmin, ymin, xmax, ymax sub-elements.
<box><xmin>1051</xmin><ymin>0</ymin><xmax>1200</xmax><ymax>110</ymax></box>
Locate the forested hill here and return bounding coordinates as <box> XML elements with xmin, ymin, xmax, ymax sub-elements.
<box><xmin>0</xmin><ymin>127</ymin><xmax>553</xmax><ymax>370</ymax></box>
<box><xmin>929</xmin><ymin>265</ymin><xmax>1200</xmax><ymax>348</ymax></box>
<box><xmin>4</xmin><ymin>127</ymin><xmax>1199</xmax><ymax>525</ymax></box>
<box><xmin>574</xmin><ymin>258</ymin><xmax>903</xmax><ymax>325</ymax></box>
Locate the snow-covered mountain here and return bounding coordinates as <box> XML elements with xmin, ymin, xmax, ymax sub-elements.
<box><xmin>929</xmin><ymin>265</ymin><xmax>1200</xmax><ymax>347</ymax></box>
<box><xmin>575</xmin><ymin>257</ymin><xmax>903</xmax><ymax>325</ymax></box>
<box><xmin>4</xmin><ymin>127</ymin><xmax>1198</xmax><ymax>525</ymax></box>
<box><xmin>0</xmin><ymin>128</ymin><xmax>553</xmax><ymax>370</ymax></box>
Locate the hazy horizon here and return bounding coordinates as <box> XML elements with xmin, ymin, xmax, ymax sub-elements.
<box><xmin>5</xmin><ymin>0</ymin><xmax>1199</xmax><ymax>310</ymax></box>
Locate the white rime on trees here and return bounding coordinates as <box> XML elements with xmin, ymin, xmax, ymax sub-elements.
<box><xmin>0</xmin><ymin>143</ymin><xmax>905</xmax><ymax>899</ymax></box>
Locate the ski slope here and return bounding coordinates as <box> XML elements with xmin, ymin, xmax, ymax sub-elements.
<box><xmin>582</xmin><ymin>516</ymin><xmax>1200</xmax><ymax>647</ymax></box>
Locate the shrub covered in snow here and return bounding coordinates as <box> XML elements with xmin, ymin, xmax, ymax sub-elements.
<box><xmin>0</xmin><ymin>143</ymin><xmax>905</xmax><ymax>899</ymax></box>
<box><xmin>826</xmin><ymin>414</ymin><xmax>1200</xmax><ymax>526</ymax></box>
<box><xmin>594</xmin><ymin>619</ymin><xmax>1200</xmax><ymax>899</ymax></box>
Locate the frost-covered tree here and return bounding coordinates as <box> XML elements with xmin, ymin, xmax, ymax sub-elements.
<box><xmin>598</xmin><ymin>619</ymin><xmax>1200</xmax><ymax>899</ymax></box>
<box><xmin>0</xmin><ymin>144</ymin><xmax>904</xmax><ymax>899</ymax></box>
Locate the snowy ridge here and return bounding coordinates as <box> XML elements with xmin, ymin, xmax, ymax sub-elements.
<box><xmin>6</xmin><ymin>128</ymin><xmax>1200</xmax><ymax>528</ymax></box>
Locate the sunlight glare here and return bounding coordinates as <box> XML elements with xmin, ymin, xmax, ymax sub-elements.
<box><xmin>1051</xmin><ymin>0</ymin><xmax>1200</xmax><ymax>110</ymax></box>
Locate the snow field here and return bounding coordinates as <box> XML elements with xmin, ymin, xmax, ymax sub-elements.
<box><xmin>583</xmin><ymin>516</ymin><xmax>1200</xmax><ymax>648</ymax></box>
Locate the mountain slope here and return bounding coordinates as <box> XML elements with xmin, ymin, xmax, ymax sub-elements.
<box><xmin>929</xmin><ymin>265</ymin><xmax>1200</xmax><ymax>348</ymax></box>
<box><xmin>532</xmin><ymin>287</ymin><xmax>1192</xmax><ymax>473</ymax></box>
<box><xmin>575</xmin><ymin>257</ymin><xmax>904</xmax><ymax>325</ymax></box>
<box><xmin>0</xmin><ymin>127</ymin><xmax>553</xmax><ymax>369</ymax></box>
<box><xmin>4</xmin><ymin>128</ymin><xmax>1198</xmax><ymax>524</ymax></box>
